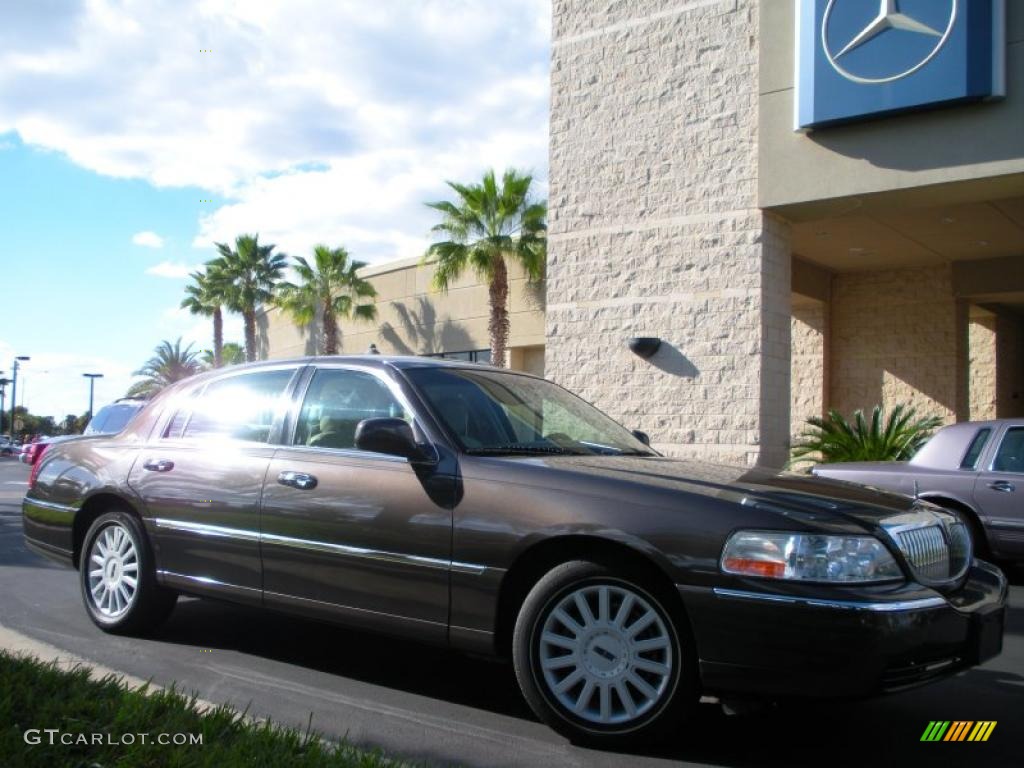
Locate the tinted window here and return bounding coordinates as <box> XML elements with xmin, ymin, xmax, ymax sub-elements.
<box><xmin>180</xmin><ymin>369</ymin><xmax>294</xmax><ymax>443</ymax></box>
<box><xmin>992</xmin><ymin>427</ymin><xmax>1024</xmax><ymax>473</ymax></box>
<box><xmin>407</xmin><ymin>367</ymin><xmax>653</xmax><ymax>456</ymax></box>
<box><xmin>294</xmin><ymin>369</ymin><xmax>410</xmax><ymax>450</ymax></box>
<box><xmin>959</xmin><ymin>428</ymin><xmax>991</xmax><ymax>470</ymax></box>
<box><xmin>86</xmin><ymin>403</ymin><xmax>142</xmax><ymax>435</ymax></box>
<box><xmin>85</xmin><ymin>408</ymin><xmax>110</xmax><ymax>435</ymax></box>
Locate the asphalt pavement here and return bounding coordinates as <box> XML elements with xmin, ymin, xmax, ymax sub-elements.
<box><xmin>0</xmin><ymin>457</ymin><xmax>1021</xmax><ymax>767</ymax></box>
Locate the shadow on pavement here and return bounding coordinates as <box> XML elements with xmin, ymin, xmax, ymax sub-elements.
<box><xmin>150</xmin><ymin>588</ymin><xmax>1022</xmax><ymax>768</ymax></box>
<box><xmin>154</xmin><ymin>597</ymin><xmax>534</xmax><ymax>721</ymax></box>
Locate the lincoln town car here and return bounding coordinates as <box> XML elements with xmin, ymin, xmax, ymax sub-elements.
<box><xmin>22</xmin><ymin>357</ymin><xmax>1008</xmax><ymax>746</ymax></box>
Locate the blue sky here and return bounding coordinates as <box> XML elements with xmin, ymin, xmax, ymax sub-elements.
<box><xmin>0</xmin><ymin>0</ymin><xmax>550</xmax><ymax>419</ymax></box>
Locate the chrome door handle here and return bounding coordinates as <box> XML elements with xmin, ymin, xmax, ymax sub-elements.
<box><xmin>988</xmin><ymin>480</ymin><xmax>1015</xmax><ymax>493</ymax></box>
<box><xmin>142</xmin><ymin>459</ymin><xmax>175</xmax><ymax>472</ymax></box>
<box><xmin>278</xmin><ymin>471</ymin><xmax>317</xmax><ymax>490</ymax></box>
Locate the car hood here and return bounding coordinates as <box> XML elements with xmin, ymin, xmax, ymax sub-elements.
<box><xmin>476</xmin><ymin>454</ymin><xmax>920</xmax><ymax>528</ymax></box>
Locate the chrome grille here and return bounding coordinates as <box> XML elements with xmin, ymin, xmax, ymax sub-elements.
<box><xmin>946</xmin><ymin>522</ymin><xmax>972</xmax><ymax>575</ymax></box>
<box><xmin>896</xmin><ymin>525</ymin><xmax>949</xmax><ymax>581</ymax></box>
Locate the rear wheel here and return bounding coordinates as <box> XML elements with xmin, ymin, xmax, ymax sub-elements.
<box><xmin>512</xmin><ymin>560</ymin><xmax>697</xmax><ymax>747</ymax></box>
<box><xmin>80</xmin><ymin>510</ymin><xmax>177</xmax><ymax>635</ymax></box>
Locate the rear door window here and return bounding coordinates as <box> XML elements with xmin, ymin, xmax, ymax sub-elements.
<box><xmin>177</xmin><ymin>369</ymin><xmax>296</xmax><ymax>443</ymax></box>
<box><xmin>991</xmin><ymin>427</ymin><xmax>1024</xmax><ymax>474</ymax></box>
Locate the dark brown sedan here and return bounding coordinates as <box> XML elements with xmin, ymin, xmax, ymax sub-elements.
<box><xmin>23</xmin><ymin>357</ymin><xmax>1007</xmax><ymax>747</ymax></box>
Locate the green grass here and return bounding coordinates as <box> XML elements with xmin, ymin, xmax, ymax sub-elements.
<box><xmin>0</xmin><ymin>650</ymin><xmax>402</xmax><ymax>768</ymax></box>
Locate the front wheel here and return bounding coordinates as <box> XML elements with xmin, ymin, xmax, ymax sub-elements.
<box><xmin>80</xmin><ymin>510</ymin><xmax>177</xmax><ymax>635</ymax></box>
<box><xmin>512</xmin><ymin>560</ymin><xmax>697</xmax><ymax>747</ymax></box>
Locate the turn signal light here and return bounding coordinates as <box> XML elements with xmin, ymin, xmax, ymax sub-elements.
<box><xmin>721</xmin><ymin>557</ymin><xmax>785</xmax><ymax>578</ymax></box>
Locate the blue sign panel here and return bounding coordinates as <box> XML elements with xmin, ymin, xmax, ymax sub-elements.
<box><xmin>796</xmin><ymin>0</ymin><xmax>1005</xmax><ymax>130</ymax></box>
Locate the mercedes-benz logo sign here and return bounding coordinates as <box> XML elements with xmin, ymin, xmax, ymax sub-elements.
<box><xmin>822</xmin><ymin>0</ymin><xmax>958</xmax><ymax>84</ymax></box>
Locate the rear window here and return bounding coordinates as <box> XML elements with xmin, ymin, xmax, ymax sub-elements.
<box><xmin>86</xmin><ymin>403</ymin><xmax>142</xmax><ymax>435</ymax></box>
<box><xmin>176</xmin><ymin>369</ymin><xmax>295</xmax><ymax>443</ymax></box>
<box><xmin>959</xmin><ymin>428</ymin><xmax>992</xmax><ymax>470</ymax></box>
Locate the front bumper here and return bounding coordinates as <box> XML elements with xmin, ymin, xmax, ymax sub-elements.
<box><xmin>678</xmin><ymin>560</ymin><xmax>1008</xmax><ymax>698</ymax></box>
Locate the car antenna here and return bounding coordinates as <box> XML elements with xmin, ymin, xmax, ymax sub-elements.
<box><xmin>914</xmin><ymin>480</ymin><xmax>920</xmax><ymax>501</ymax></box>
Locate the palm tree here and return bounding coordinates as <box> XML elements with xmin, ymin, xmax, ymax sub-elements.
<box><xmin>200</xmin><ymin>342</ymin><xmax>245</xmax><ymax>368</ymax></box>
<box><xmin>181</xmin><ymin>264</ymin><xmax>229</xmax><ymax>367</ymax></box>
<box><xmin>126</xmin><ymin>338</ymin><xmax>202</xmax><ymax>398</ymax></box>
<box><xmin>790</xmin><ymin>405</ymin><xmax>943</xmax><ymax>467</ymax></box>
<box><xmin>214</xmin><ymin>234</ymin><xmax>287</xmax><ymax>362</ymax></box>
<box><xmin>276</xmin><ymin>245</ymin><xmax>378</xmax><ymax>355</ymax></box>
<box><xmin>423</xmin><ymin>168</ymin><xmax>546</xmax><ymax>367</ymax></box>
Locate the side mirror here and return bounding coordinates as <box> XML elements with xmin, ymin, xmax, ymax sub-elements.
<box><xmin>355</xmin><ymin>417</ymin><xmax>425</xmax><ymax>461</ymax></box>
<box><xmin>632</xmin><ymin>430</ymin><xmax>651</xmax><ymax>446</ymax></box>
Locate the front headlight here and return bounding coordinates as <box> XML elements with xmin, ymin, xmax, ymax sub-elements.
<box><xmin>721</xmin><ymin>531</ymin><xmax>903</xmax><ymax>583</ymax></box>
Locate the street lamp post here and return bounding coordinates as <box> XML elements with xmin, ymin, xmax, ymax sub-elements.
<box><xmin>83</xmin><ymin>373</ymin><xmax>104</xmax><ymax>425</ymax></box>
<box><xmin>9</xmin><ymin>356</ymin><xmax>29</xmax><ymax>441</ymax></box>
<box><xmin>0</xmin><ymin>374</ymin><xmax>8</xmax><ymax>436</ymax></box>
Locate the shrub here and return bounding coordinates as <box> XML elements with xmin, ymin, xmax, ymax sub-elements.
<box><xmin>791</xmin><ymin>404</ymin><xmax>943</xmax><ymax>467</ymax></box>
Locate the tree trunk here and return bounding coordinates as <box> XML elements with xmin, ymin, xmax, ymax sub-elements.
<box><xmin>243</xmin><ymin>309</ymin><xmax>257</xmax><ymax>362</ymax></box>
<box><xmin>213</xmin><ymin>307</ymin><xmax>224</xmax><ymax>367</ymax></box>
<box><xmin>322</xmin><ymin>300</ymin><xmax>339</xmax><ymax>355</ymax></box>
<box><xmin>488</xmin><ymin>257</ymin><xmax>510</xmax><ymax>368</ymax></box>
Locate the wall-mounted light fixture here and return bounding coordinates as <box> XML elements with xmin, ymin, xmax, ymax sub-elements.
<box><xmin>628</xmin><ymin>337</ymin><xmax>662</xmax><ymax>359</ymax></box>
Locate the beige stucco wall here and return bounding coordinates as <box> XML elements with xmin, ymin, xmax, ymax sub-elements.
<box><xmin>547</xmin><ymin>0</ymin><xmax>792</xmax><ymax>467</ymax></box>
<box><xmin>791</xmin><ymin>298</ymin><xmax>827</xmax><ymax>438</ymax></box>
<box><xmin>259</xmin><ymin>257</ymin><xmax>546</xmax><ymax>366</ymax></box>
<box><xmin>758</xmin><ymin>1</ymin><xmax>1024</xmax><ymax>210</ymax></box>
<box><xmin>969</xmin><ymin>308</ymin><xmax>998</xmax><ymax>420</ymax></box>
<box><xmin>830</xmin><ymin>265</ymin><xmax>963</xmax><ymax>424</ymax></box>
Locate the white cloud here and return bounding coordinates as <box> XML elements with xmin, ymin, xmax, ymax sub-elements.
<box><xmin>146</xmin><ymin>260</ymin><xmax>200</xmax><ymax>278</ymax></box>
<box><xmin>132</xmin><ymin>230</ymin><xmax>164</xmax><ymax>248</ymax></box>
<box><xmin>0</xmin><ymin>0</ymin><xmax>551</xmax><ymax>265</ymax></box>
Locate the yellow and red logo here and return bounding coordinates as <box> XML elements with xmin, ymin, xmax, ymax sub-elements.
<box><xmin>921</xmin><ymin>721</ymin><xmax>997</xmax><ymax>742</ymax></box>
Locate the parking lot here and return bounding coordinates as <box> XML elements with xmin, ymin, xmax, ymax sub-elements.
<box><xmin>1</xmin><ymin>456</ymin><xmax>1021</xmax><ymax>767</ymax></box>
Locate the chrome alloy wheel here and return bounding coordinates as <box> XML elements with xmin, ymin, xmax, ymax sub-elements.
<box><xmin>538</xmin><ymin>584</ymin><xmax>674</xmax><ymax>726</ymax></box>
<box><xmin>87</xmin><ymin>524</ymin><xmax>139</xmax><ymax>618</ymax></box>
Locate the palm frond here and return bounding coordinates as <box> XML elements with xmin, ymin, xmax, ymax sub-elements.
<box><xmin>790</xmin><ymin>405</ymin><xmax>943</xmax><ymax>467</ymax></box>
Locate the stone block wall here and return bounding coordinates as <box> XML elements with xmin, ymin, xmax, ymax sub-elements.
<box><xmin>791</xmin><ymin>298</ymin><xmax>827</xmax><ymax>438</ymax></box>
<box><xmin>830</xmin><ymin>265</ymin><xmax>962</xmax><ymax>425</ymax></box>
<box><xmin>547</xmin><ymin>0</ymin><xmax>792</xmax><ymax>467</ymax></box>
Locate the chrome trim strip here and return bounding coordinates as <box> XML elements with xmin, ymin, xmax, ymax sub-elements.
<box><xmin>157</xmin><ymin>569</ymin><xmax>261</xmax><ymax>595</ymax></box>
<box><xmin>712</xmin><ymin>587</ymin><xmax>947</xmax><ymax>612</ymax></box>
<box><xmin>989</xmin><ymin>518</ymin><xmax>1024</xmax><ymax>530</ymax></box>
<box><xmin>153</xmin><ymin>518</ymin><xmax>261</xmax><ymax>542</ymax></box>
<box><xmin>153</xmin><ymin>518</ymin><xmax>490</xmax><ymax>575</ymax></box>
<box><xmin>261</xmin><ymin>531</ymin><xmax>489</xmax><ymax>575</ymax></box>
<box><xmin>275</xmin><ymin>444</ymin><xmax>408</xmax><ymax>463</ymax></box>
<box><xmin>23</xmin><ymin>498</ymin><xmax>78</xmax><ymax>513</ymax></box>
<box><xmin>263</xmin><ymin>589</ymin><xmax>446</xmax><ymax>627</ymax></box>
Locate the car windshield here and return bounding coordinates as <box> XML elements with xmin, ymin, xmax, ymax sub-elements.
<box><xmin>406</xmin><ymin>367</ymin><xmax>655</xmax><ymax>456</ymax></box>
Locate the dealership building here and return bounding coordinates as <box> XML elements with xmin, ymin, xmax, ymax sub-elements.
<box><xmin>263</xmin><ymin>0</ymin><xmax>1024</xmax><ymax>467</ymax></box>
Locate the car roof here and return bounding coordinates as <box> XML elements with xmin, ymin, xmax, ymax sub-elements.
<box><xmin>196</xmin><ymin>354</ymin><xmax>537</xmax><ymax>377</ymax></box>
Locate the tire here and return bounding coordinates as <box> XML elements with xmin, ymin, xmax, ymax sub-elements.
<box><xmin>80</xmin><ymin>510</ymin><xmax>177</xmax><ymax>635</ymax></box>
<box><xmin>512</xmin><ymin>560</ymin><xmax>697</xmax><ymax>747</ymax></box>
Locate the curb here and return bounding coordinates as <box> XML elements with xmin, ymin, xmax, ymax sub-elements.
<box><xmin>0</xmin><ymin>621</ymin><xmax>220</xmax><ymax>713</ymax></box>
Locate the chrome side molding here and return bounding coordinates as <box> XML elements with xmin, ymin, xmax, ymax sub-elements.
<box><xmin>712</xmin><ymin>587</ymin><xmax>947</xmax><ymax>612</ymax></box>
<box><xmin>153</xmin><ymin>517</ymin><xmax>489</xmax><ymax>575</ymax></box>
